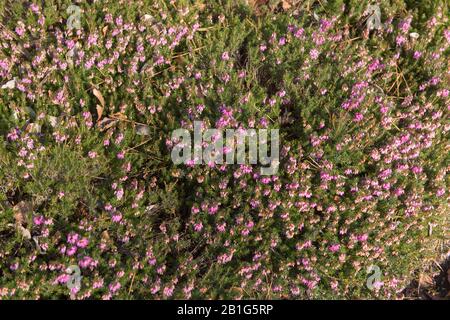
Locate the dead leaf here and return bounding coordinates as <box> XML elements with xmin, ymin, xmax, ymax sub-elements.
<box><xmin>101</xmin><ymin>230</ymin><xmax>110</xmax><ymax>240</ymax></box>
<box><xmin>139</xmin><ymin>61</ymin><xmax>154</xmax><ymax>75</ymax></box>
<box><xmin>281</xmin><ymin>0</ymin><xmax>291</xmax><ymax>10</ymax></box>
<box><xmin>143</xmin><ymin>14</ymin><xmax>155</xmax><ymax>23</ymax></box>
<box><xmin>1</xmin><ymin>78</ymin><xmax>16</xmax><ymax>89</ymax></box>
<box><xmin>136</xmin><ymin>124</ymin><xmax>151</xmax><ymax>136</ymax></box>
<box><xmin>26</xmin><ymin>123</ymin><xmax>42</xmax><ymax>133</ymax></box>
<box><xmin>313</xmin><ymin>12</ymin><xmax>320</xmax><ymax>21</ymax></box>
<box><xmin>247</xmin><ymin>0</ymin><xmax>269</xmax><ymax>15</ymax></box>
<box><xmin>102</xmin><ymin>25</ymin><xmax>108</xmax><ymax>36</ymax></box>
<box><xmin>197</xmin><ymin>1</ymin><xmax>206</xmax><ymax>11</ymax></box>
<box><xmin>418</xmin><ymin>273</ymin><xmax>433</xmax><ymax>288</ymax></box>
<box><xmin>98</xmin><ymin>117</ymin><xmax>118</xmax><ymax>131</ymax></box>
<box><xmin>66</xmin><ymin>48</ymin><xmax>75</xmax><ymax>66</ymax></box>
<box><xmin>93</xmin><ymin>88</ymin><xmax>105</xmax><ymax>107</ymax></box>
<box><xmin>48</xmin><ymin>115</ymin><xmax>59</xmax><ymax>127</ymax></box>
<box><xmin>110</xmin><ymin>112</ymin><xmax>128</xmax><ymax>121</ymax></box>
<box><xmin>145</xmin><ymin>204</ymin><xmax>159</xmax><ymax>214</ymax></box>
<box><xmin>32</xmin><ymin>236</ymin><xmax>46</xmax><ymax>254</ymax></box>
<box><xmin>247</xmin><ymin>0</ymin><xmax>269</xmax><ymax>8</ymax></box>
<box><xmin>17</xmin><ymin>225</ymin><xmax>31</xmax><ymax>239</ymax></box>
<box><xmin>13</xmin><ymin>201</ymin><xmax>32</xmax><ymax>225</ymax></box>
<box><xmin>96</xmin><ymin>104</ymin><xmax>104</xmax><ymax>122</ymax></box>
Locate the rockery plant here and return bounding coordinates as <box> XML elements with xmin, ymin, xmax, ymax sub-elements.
<box><xmin>0</xmin><ymin>0</ymin><xmax>448</xmax><ymax>299</ymax></box>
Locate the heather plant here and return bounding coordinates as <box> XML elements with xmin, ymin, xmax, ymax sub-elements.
<box><xmin>0</xmin><ymin>0</ymin><xmax>448</xmax><ymax>299</ymax></box>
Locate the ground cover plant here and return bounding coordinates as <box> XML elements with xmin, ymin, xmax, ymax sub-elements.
<box><xmin>0</xmin><ymin>0</ymin><xmax>448</xmax><ymax>299</ymax></box>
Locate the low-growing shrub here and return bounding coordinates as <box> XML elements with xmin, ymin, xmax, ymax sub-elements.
<box><xmin>0</xmin><ymin>0</ymin><xmax>448</xmax><ymax>299</ymax></box>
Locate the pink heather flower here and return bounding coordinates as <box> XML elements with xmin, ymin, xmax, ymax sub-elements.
<box><xmin>0</xmin><ymin>59</ymin><xmax>9</xmax><ymax>72</ymax></box>
<box><xmin>115</xmin><ymin>188</ymin><xmax>124</xmax><ymax>200</ymax></box>
<box><xmin>357</xmin><ymin>234</ymin><xmax>369</xmax><ymax>242</ymax></box>
<box><xmin>10</xmin><ymin>262</ymin><xmax>19</xmax><ymax>271</ymax></box>
<box><xmin>116</xmin><ymin>270</ymin><xmax>124</xmax><ymax>278</ymax></box>
<box><xmin>68</xmin><ymin>233</ymin><xmax>79</xmax><ymax>244</ymax></box>
<box><xmin>371</xmin><ymin>149</ymin><xmax>381</xmax><ymax>161</ymax></box>
<box><xmin>109</xmin><ymin>282</ymin><xmax>121</xmax><ymax>294</ymax></box>
<box><xmin>413</xmin><ymin>51</ymin><xmax>422</xmax><ymax>59</ymax></box>
<box><xmin>93</xmin><ymin>279</ymin><xmax>104</xmax><ymax>289</ymax></box>
<box><xmin>290</xmin><ymin>286</ymin><xmax>300</xmax><ymax>296</ymax></box>
<box><xmin>221</xmin><ymin>73</ymin><xmax>230</xmax><ymax>83</ymax></box>
<box><xmin>30</xmin><ymin>3</ymin><xmax>39</xmax><ymax>13</ymax></box>
<box><xmin>394</xmin><ymin>188</ymin><xmax>405</xmax><ymax>196</ymax></box>
<box><xmin>310</xmin><ymin>49</ymin><xmax>319</xmax><ymax>60</ymax></box>
<box><xmin>221</xmin><ymin>51</ymin><xmax>230</xmax><ymax>61</ymax></box>
<box><xmin>88</xmin><ymin>151</ymin><xmax>97</xmax><ymax>159</ymax></box>
<box><xmin>87</xmin><ymin>34</ymin><xmax>98</xmax><ymax>47</ymax></box>
<box><xmin>163</xmin><ymin>286</ymin><xmax>174</xmax><ymax>298</ymax></box>
<box><xmin>183</xmin><ymin>285</ymin><xmax>194</xmax><ymax>298</ymax></box>
<box><xmin>102</xmin><ymin>293</ymin><xmax>112</xmax><ymax>300</ymax></box>
<box><xmin>79</xmin><ymin>256</ymin><xmax>97</xmax><ymax>269</ymax></box>
<box><xmin>56</xmin><ymin>274</ymin><xmax>70</xmax><ymax>284</ymax></box>
<box><xmin>372</xmin><ymin>281</ymin><xmax>384</xmax><ymax>290</ymax></box>
<box><xmin>112</xmin><ymin>213</ymin><xmax>122</xmax><ymax>222</ymax></box>
<box><xmin>33</xmin><ymin>215</ymin><xmax>45</xmax><ymax>226</ymax></box>
<box><xmin>411</xmin><ymin>166</ymin><xmax>422</xmax><ymax>174</ymax></box>
<box><xmin>259</xmin><ymin>117</ymin><xmax>268</xmax><ymax>127</ymax></box>
<box><xmin>208</xmin><ymin>204</ymin><xmax>218</xmax><ymax>214</ymax></box>
<box><xmin>302</xmin><ymin>279</ymin><xmax>318</xmax><ymax>290</ymax></box>
<box><xmin>330</xmin><ymin>280</ymin><xmax>339</xmax><ymax>291</ymax></box>
<box><xmin>67</xmin><ymin>246</ymin><xmax>77</xmax><ymax>256</ymax></box>
<box><xmin>191</xmin><ymin>206</ymin><xmax>200</xmax><ymax>214</ymax></box>
<box><xmin>15</xmin><ymin>26</ymin><xmax>25</xmax><ymax>37</ymax></box>
<box><xmin>7</xmin><ymin>129</ymin><xmax>19</xmax><ymax>141</ymax></box>
<box><xmin>217</xmin><ymin>223</ymin><xmax>226</xmax><ymax>232</ymax></box>
<box><xmin>353</xmin><ymin>113</ymin><xmax>364</xmax><ymax>122</ymax></box>
<box><xmin>70</xmin><ymin>286</ymin><xmax>80</xmax><ymax>296</ymax></box>
<box><xmin>443</xmin><ymin>29</ymin><xmax>450</xmax><ymax>43</ymax></box>
<box><xmin>150</xmin><ymin>284</ymin><xmax>160</xmax><ymax>295</ymax></box>
<box><xmin>396</xmin><ymin>35</ymin><xmax>406</xmax><ymax>47</ymax></box>
<box><xmin>115</xmin><ymin>16</ymin><xmax>123</xmax><ymax>26</ymax></box>
<box><xmin>438</xmin><ymin>89</ymin><xmax>449</xmax><ymax>97</ymax></box>
<box><xmin>379</xmin><ymin>168</ymin><xmax>392</xmax><ymax>179</ymax></box>
<box><xmin>59</xmin><ymin>245</ymin><xmax>66</xmax><ymax>254</ymax></box>
<box><xmin>217</xmin><ymin>252</ymin><xmax>234</xmax><ymax>264</ymax></box>
<box><xmin>115</xmin><ymin>133</ymin><xmax>124</xmax><ymax>144</ymax></box>
<box><xmin>193</xmin><ymin>222</ymin><xmax>203</xmax><ymax>232</ymax></box>
<box><xmin>398</xmin><ymin>18</ymin><xmax>412</xmax><ymax>33</ymax></box>
<box><xmin>77</xmin><ymin>238</ymin><xmax>89</xmax><ymax>248</ymax></box>
<box><xmin>328</xmin><ymin>244</ymin><xmax>340</xmax><ymax>252</ymax></box>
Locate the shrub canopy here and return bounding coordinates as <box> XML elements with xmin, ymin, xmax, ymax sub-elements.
<box><xmin>0</xmin><ymin>0</ymin><xmax>448</xmax><ymax>299</ymax></box>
